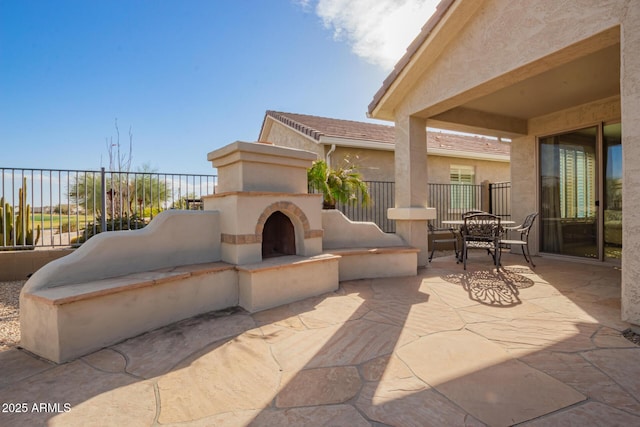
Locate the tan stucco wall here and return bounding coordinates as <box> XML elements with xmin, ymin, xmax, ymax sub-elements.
<box><xmin>22</xmin><ymin>210</ymin><xmax>222</xmax><ymax>293</ymax></box>
<box><xmin>0</xmin><ymin>249</ymin><xmax>74</xmax><ymax>281</ymax></box>
<box><xmin>321</xmin><ymin>210</ymin><xmax>405</xmax><ymax>249</ymax></box>
<box><xmin>329</xmin><ymin>147</ymin><xmax>509</xmax><ymax>184</ymax></box>
<box><xmin>620</xmin><ymin>2</ymin><xmax>640</xmax><ymax>328</ymax></box>
<box><xmin>329</xmin><ymin>146</ymin><xmax>394</xmax><ymax>181</ymax></box>
<box><xmin>427</xmin><ymin>155</ymin><xmax>509</xmax><ymax>184</ymax></box>
<box><xmin>260</xmin><ymin>121</ymin><xmax>323</xmax><ymax>157</ymax></box>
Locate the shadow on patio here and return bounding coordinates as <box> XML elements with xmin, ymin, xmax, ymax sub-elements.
<box><xmin>0</xmin><ymin>253</ymin><xmax>639</xmax><ymax>426</ymax></box>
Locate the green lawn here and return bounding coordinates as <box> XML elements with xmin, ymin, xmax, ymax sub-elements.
<box><xmin>31</xmin><ymin>214</ymin><xmax>91</xmax><ymax>232</ymax></box>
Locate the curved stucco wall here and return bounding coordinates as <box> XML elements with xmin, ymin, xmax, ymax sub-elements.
<box><xmin>322</xmin><ymin>209</ymin><xmax>406</xmax><ymax>249</ymax></box>
<box><xmin>22</xmin><ymin>210</ymin><xmax>222</xmax><ymax>293</ymax></box>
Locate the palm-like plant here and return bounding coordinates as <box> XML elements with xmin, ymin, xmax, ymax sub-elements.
<box><xmin>307</xmin><ymin>159</ymin><xmax>370</xmax><ymax>209</ymax></box>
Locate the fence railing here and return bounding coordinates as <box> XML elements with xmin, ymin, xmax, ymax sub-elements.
<box><xmin>1</xmin><ymin>167</ymin><xmax>217</xmax><ymax>249</ymax></box>
<box><xmin>1</xmin><ymin>166</ymin><xmax>511</xmax><ymax>248</ymax></box>
<box><xmin>331</xmin><ymin>181</ymin><xmax>511</xmax><ymax>232</ymax></box>
<box><xmin>335</xmin><ymin>181</ymin><xmax>396</xmax><ymax>233</ymax></box>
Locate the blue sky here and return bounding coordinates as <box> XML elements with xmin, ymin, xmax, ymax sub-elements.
<box><xmin>1</xmin><ymin>0</ymin><xmax>438</xmax><ymax>175</ymax></box>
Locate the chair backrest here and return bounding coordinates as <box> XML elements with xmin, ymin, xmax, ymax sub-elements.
<box><xmin>462</xmin><ymin>213</ymin><xmax>501</xmax><ymax>240</ymax></box>
<box><xmin>462</xmin><ymin>210</ymin><xmax>485</xmax><ymax>219</ymax></box>
<box><xmin>519</xmin><ymin>212</ymin><xmax>538</xmax><ymax>237</ymax></box>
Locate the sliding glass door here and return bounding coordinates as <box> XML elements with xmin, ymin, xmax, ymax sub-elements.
<box><xmin>539</xmin><ymin>124</ymin><xmax>622</xmax><ymax>260</ymax></box>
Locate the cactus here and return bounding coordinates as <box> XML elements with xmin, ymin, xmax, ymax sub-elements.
<box><xmin>0</xmin><ymin>197</ymin><xmax>14</xmax><ymax>246</ymax></box>
<box><xmin>0</xmin><ymin>178</ymin><xmax>40</xmax><ymax>247</ymax></box>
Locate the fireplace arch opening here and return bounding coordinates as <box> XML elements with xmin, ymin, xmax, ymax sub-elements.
<box><xmin>262</xmin><ymin>211</ymin><xmax>296</xmax><ymax>258</ymax></box>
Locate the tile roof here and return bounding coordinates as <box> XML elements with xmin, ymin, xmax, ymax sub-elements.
<box><xmin>262</xmin><ymin>110</ymin><xmax>510</xmax><ymax>157</ymax></box>
<box><xmin>264</xmin><ymin>110</ymin><xmax>395</xmax><ymax>143</ymax></box>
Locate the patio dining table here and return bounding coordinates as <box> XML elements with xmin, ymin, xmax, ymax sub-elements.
<box><xmin>441</xmin><ymin>219</ymin><xmax>515</xmax><ymax>265</ymax></box>
<box><xmin>441</xmin><ymin>219</ymin><xmax>516</xmax><ymax>226</ymax></box>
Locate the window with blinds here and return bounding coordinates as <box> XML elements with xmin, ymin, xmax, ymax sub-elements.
<box><xmin>450</xmin><ymin>165</ymin><xmax>476</xmax><ymax>211</ymax></box>
<box><xmin>559</xmin><ymin>147</ymin><xmax>596</xmax><ymax>218</ymax></box>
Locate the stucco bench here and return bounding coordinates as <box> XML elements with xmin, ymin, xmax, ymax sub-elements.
<box><xmin>236</xmin><ymin>253</ymin><xmax>340</xmax><ymax>312</ymax></box>
<box><xmin>325</xmin><ymin>246</ymin><xmax>419</xmax><ymax>281</ymax></box>
<box><xmin>20</xmin><ymin>262</ymin><xmax>238</xmax><ymax>363</ymax></box>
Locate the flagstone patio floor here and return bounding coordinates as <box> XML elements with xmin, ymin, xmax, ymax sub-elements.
<box><xmin>1</xmin><ymin>253</ymin><xmax>639</xmax><ymax>426</ymax></box>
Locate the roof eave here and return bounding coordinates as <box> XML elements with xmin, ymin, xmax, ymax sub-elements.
<box><xmin>427</xmin><ymin>148</ymin><xmax>510</xmax><ymax>162</ymax></box>
<box><xmin>319</xmin><ymin>135</ymin><xmax>394</xmax><ymax>151</ymax></box>
<box><xmin>368</xmin><ymin>0</ymin><xmax>483</xmax><ymax>121</ymax></box>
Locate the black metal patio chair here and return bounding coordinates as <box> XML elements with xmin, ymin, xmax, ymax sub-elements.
<box><xmin>461</xmin><ymin>213</ymin><xmax>502</xmax><ymax>270</ymax></box>
<box><xmin>500</xmin><ymin>212</ymin><xmax>538</xmax><ymax>267</ymax></box>
<box><xmin>428</xmin><ymin>222</ymin><xmax>459</xmax><ymax>262</ymax></box>
<box><xmin>462</xmin><ymin>210</ymin><xmax>486</xmax><ymax>218</ymax></box>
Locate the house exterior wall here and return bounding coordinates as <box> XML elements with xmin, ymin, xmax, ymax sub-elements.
<box><xmin>620</xmin><ymin>3</ymin><xmax>640</xmax><ymax>328</ymax></box>
<box><xmin>511</xmin><ymin>96</ymin><xmax>621</xmax><ymax>256</ymax></box>
<box><xmin>383</xmin><ymin>0</ymin><xmax>640</xmax><ymax>326</ymax></box>
<box><xmin>260</xmin><ymin>121</ymin><xmax>323</xmax><ymax>157</ymax></box>
<box><xmin>329</xmin><ymin>147</ymin><xmax>509</xmax><ymax>184</ymax></box>
<box><xmin>264</xmin><ymin>136</ymin><xmax>509</xmax><ymax>185</ymax></box>
<box><xmin>328</xmin><ymin>146</ymin><xmax>394</xmax><ymax>181</ymax></box>
<box><xmin>427</xmin><ymin>155</ymin><xmax>509</xmax><ymax>185</ymax></box>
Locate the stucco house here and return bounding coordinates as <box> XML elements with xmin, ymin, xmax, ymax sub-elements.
<box><xmin>367</xmin><ymin>0</ymin><xmax>638</xmax><ymax>329</ymax></box>
<box><xmin>258</xmin><ymin>110</ymin><xmax>510</xmax><ymax>184</ymax></box>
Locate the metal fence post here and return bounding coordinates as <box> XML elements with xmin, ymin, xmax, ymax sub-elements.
<box><xmin>100</xmin><ymin>167</ymin><xmax>107</xmax><ymax>233</ymax></box>
<box><xmin>481</xmin><ymin>180</ymin><xmax>490</xmax><ymax>213</ymax></box>
<box><xmin>488</xmin><ymin>182</ymin><xmax>494</xmax><ymax>214</ymax></box>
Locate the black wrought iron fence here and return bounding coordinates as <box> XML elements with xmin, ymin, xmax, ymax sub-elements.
<box><xmin>428</xmin><ymin>183</ymin><xmax>483</xmax><ymax>227</ymax></box>
<box><xmin>488</xmin><ymin>181</ymin><xmax>511</xmax><ymax>221</ymax></box>
<box><xmin>1</xmin><ymin>167</ymin><xmax>217</xmax><ymax>249</ymax></box>
<box><xmin>336</xmin><ymin>181</ymin><xmax>396</xmax><ymax>233</ymax></box>
<box><xmin>312</xmin><ymin>180</ymin><xmax>511</xmax><ymax>233</ymax></box>
<box><xmin>2</xmin><ymin>167</ymin><xmax>510</xmax><ymax>248</ymax></box>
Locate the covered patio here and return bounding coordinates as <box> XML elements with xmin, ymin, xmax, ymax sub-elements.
<box><xmin>368</xmin><ymin>0</ymin><xmax>640</xmax><ymax>330</ymax></box>
<box><xmin>1</xmin><ymin>254</ymin><xmax>638</xmax><ymax>426</ymax></box>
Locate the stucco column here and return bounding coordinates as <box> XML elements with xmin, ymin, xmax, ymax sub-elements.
<box><xmin>621</xmin><ymin>7</ymin><xmax>640</xmax><ymax>330</ymax></box>
<box><xmin>388</xmin><ymin>115</ymin><xmax>436</xmax><ymax>267</ymax></box>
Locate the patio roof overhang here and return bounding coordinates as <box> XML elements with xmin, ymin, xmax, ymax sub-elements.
<box><xmin>369</xmin><ymin>2</ymin><xmax>621</xmax><ymax>140</ymax></box>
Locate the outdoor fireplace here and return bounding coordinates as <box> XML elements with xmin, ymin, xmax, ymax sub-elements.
<box><xmin>262</xmin><ymin>211</ymin><xmax>296</xmax><ymax>258</ymax></box>
<box><xmin>203</xmin><ymin>141</ymin><xmax>324</xmax><ymax>265</ymax></box>
<box><xmin>201</xmin><ymin>141</ymin><xmax>338</xmax><ymax>312</ymax></box>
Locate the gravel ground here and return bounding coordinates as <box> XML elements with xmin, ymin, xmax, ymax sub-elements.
<box><xmin>623</xmin><ymin>328</ymin><xmax>640</xmax><ymax>345</ymax></box>
<box><xmin>0</xmin><ymin>280</ymin><xmax>24</xmax><ymax>351</ymax></box>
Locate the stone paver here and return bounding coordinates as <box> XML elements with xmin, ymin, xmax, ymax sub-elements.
<box><xmin>0</xmin><ymin>348</ymin><xmax>53</xmax><ymax>388</ymax></box>
<box><xmin>356</xmin><ymin>377</ymin><xmax>485</xmax><ymax>427</ymax></box>
<box><xmin>396</xmin><ymin>330</ymin><xmax>586</xmax><ymax>426</ymax></box>
<box><xmin>520</xmin><ymin>351</ymin><xmax>640</xmax><ymax>414</ymax></box>
<box><xmin>519</xmin><ymin>401</ymin><xmax>640</xmax><ymax>426</ymax></box>
<box><xmin>0</xmin><ymin>360</ymin><xmax>153</xmax><ymax>426</ymax></box>
<box><xmin>581</xmin><ymin>348</ymin><xmax>640</xmax><ymax>401</ymax></box>
<box><xmin>113</xmin><ymin>311</ymin><xmax>256</xmax><ymax>379</ymax></box>
<box><xmin>466</xmin><ymin>316</ymin><xmax>599</xmax><ymax>356</ymax></box>
<box><xmin>252</xmin><ymin>405</ymin><xmax>371</xmax><ymax>427</ymax></box>
<box><xmin>156</xmin><ymin>331</ymin><xmax>280</xmax><ymax>424</ymax></box>
<box><xmin>1</xmin><ymin>254</ymin><xmax>638</xmax><ymax>426</ymax></box>
<box><xmin>276</xmin><ymin>366</ymin><xmax>361</xmax><ymax>407</ymax></box>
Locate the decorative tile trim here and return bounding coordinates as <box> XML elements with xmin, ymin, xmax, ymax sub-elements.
<box><xmin>222</xmin><ymin>201</ymin><xmax>319</xmax><ymax>245</ymax></box>
<box><xmin>305</xmin><ymin>229</ymin><xmax>324</xmax><ymax>238</ymax></box>
<box><xmin>221</xmin><ymin>233</ymin><xmax>261</xmax><ymax>245</ymax></box>
<box><xmin>255</xmin><ymin>201</ymin><xmax>311</xmax><ymax>236</ymax></box>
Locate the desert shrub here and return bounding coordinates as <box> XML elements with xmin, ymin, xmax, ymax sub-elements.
<box><xmin>75</xmin><ymin>214</ymin><xmax>147</xmax><ymax>244</ymax></box>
